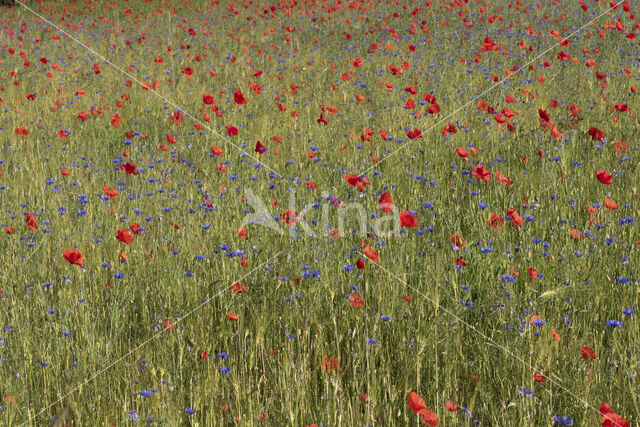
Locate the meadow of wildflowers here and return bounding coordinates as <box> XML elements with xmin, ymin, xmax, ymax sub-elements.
<box><xmin>0</xmin><ymin>0</ymin><xmax>638</xmax><ymax>425</ymax></box>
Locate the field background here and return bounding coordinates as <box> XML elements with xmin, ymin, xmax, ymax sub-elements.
<box><xmin>0</xmin><ymin>0</ymin><xmax>639</xmax><ymax>425</ymax></box>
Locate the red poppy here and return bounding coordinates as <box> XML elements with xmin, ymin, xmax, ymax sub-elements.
<box><xmin>348</xmin><ymin>294</ymin><xmax>364</xmax><ymax>308</ymax></box>
<box><xmin>614</xmin><ymin>103</ymin><xmax>628</xmax><ymax>112</ymax></box>
<box><xmin>232</xmin><ymin>282</ymin><xmax>248</xmax><ymax>293</ymax></box>
<box><xmin>472</xmin><ymin>164</ymin><xmax>491</xmax><ymax>184</ymax></box>
<box><xmin>408</xmin><ymin>392</ymin><xmax>427</xmax><ymax>415</ymax></box>
<box><xmin>455</xmin><ymin>147</ymin><xmax>469</xmax><ymax>158</ymax></box>
<box><xmin>25</xmin><ymin>213</ymin><xmax>37</xmax><ymax>231</ymax></box>
<box><xmin>488</xmin><ymin>213</ymin><xmax>504</xmax><ymax>231</ymax></box>
<box><xmin>451</xmin><ymin>234</ymin><xmax>465</xmax><ymax>248</ymax></box>
<box><xmin>399</xmin><ymin>211</ymin><xmax>418</xmax><ymax>227</ymax></box>
<box><xmin>445</xmin><ymin>402</ymin><xmax>459</xmax><ymax>411</ymax></box>
<box><xmin>363</xmin><ymin>246</ymin><xmax>379</xmax><ymax>262</ymax></box>
<box><xmin>211</xmin><ymin>145</ymin><xmax>224</xmax><ymax>156</ymax></box>
<box><xmin>596</xmin><ymin>170</ymin><xmax>612</xmax><ymax>185</ymax></box>
<box><xmin>120</xmin><ymin>162</ymin><xmax>138</xmax><ymax>175</ymax></box>
<box><xmin>533</xmin><ymin>372</ymin><xmax>546</xmax><ymax>382</ymax></box>
<box><xmin>117</xmin><ymin>229</ymin><xmax>134</xmax><ymax>244</ymax></box>
<box><xmin>378</xmin><ymin>192</ymin><xmax>394</xmax><ymax>213</ymax></box>
<box><xmin>494</xmin><ymin>171</ymin><xmax>513</xmax><ymax>186</ymax></box>
<box><xmin>104</xmin><ymin>186</ymin><xmax>118</xmax><ymax>199</ymax></box>
<box><xmin>129</xmin><ymin>223</ymin><xmax>141</xmax><ymax>235</ymax></box>
<box><xmin>356</xmin><ymin>258</ymin><xmax>365</xmax><ymax>269</ymax></box>
<box><xmin>344</xmin><ymin>174</ymin><xmax>369</xmax><ymax>191</ymax></box>
<box><xmin>255</xmin><ymin>141</ymin><xmax>267</xmax><ymax>153</ymax></box>
<box><xmin>63</xmin><ymin>248</ymin><xmax>84</xmax><ymax>267</ymax></box>
<box><xmin>506</xmin><ymin>208</ymin><xmax>524</xmax><ymax>227</ymax></box>
<box><xmin>226</xmin><ymin>312</ymin><xmax>239</xmax><ymax>321</ymax></box>
<box><xmin>321</xmin><ymin>356</ymin><xmax>339</xmax><ymax>371</ymax></box>
<box><xmin>407</xmin><ymin>128</ymin><xmax>423</xmax><ymax>139</ymax></box>
<box><xmin>408</xmin><ymin>392</ymin><xmax>439</xmax><ymax>426</ymax></box>
<box><xmin>604</xmin><ymin>198</ymin><xmax>618</xmax><ymax>210</ymax></box>
<box><xmin>226</xmin><ymin>125</ymin><xmax>238</xmax><ymax>136</ymax></box>
<box><xmin>528</xmin><ymin>267</ymin><xmax>538</xmax><ymax>280</ymax></box>
<box><xmin>281</xmin><ymin>209</ymin><xmax>298</xmax><ymax>226</ymax></box>
<box><xmin>61</xmin><ymin>168</ymin><xmax>70</xmax><ymax>176</ymax></box>
<box><xmin>234</xmin><ymin>91</ymin><xmax>248</xmax><ymax>105</ymax></box>
<box><xmin>615</xmin><ymin>140</ymin><xmax>627</xmax><ymax>153</ymax></box>
<box><xmin>588</xmin><ymin>127</ymin><xmax>604</xmax><ymax>141</ymax></box>
<box><xmin>203</xmin><ymin>93</ymin><xmax>214</xmax><ymax>105</ymax></box>
<box><xmin>162</xmin><ymin>320</ymin><xmax>175</xmax><ymax>330</ymax></box>
<box><xmin>551</xmin><ymin>329</ymin><xmax>561</xmax><ymax>343</ymax></box>
<box><xmin>600</xmin><ymin>403</ymin><xmax>629</xmax><ymax>427</ymax></box>
<box><xmin>581</xmin><ymin>346</ymin><xmax>596</xmax><ymax>361</ymax></box>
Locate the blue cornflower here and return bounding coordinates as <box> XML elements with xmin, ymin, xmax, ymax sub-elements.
<box><xmin>140</xmin><ymin>390</ymin><xmax>153</xmax><ymax>397</ymax></box>
<box><xmin>606</xmin><ymin>319</ymin><xmax>623</xmax><ymax>328</ymax></box>
<box><xmin>220</xmin><ymin>366</ymin><xmax>231</xmax><ymax>375</ymax></box>
<box><xmin>367</xmin><ymin>338</ymin><xmax>379</xmax><ymax>345</ymax></box>
<box><xmin>127</xmin><ymin>409</ymin><xmax>139</xmax><ymax>420</ymax></box>
<box><xmin>623</xmin><ymin>308</ymin><xmax>634</xmax><ymax>316</ymax></box>
<box><xmin>553</xmin><ymin>415</ymin><xmax>574</xmax><ymax>425</ymax></box>
<box><xmin>185</xmin><ymin>408</ymin><xmax>196</xmax><ymax>415</ymax></box>
<box><xmin>380</xmin><ymin>315</ymin><xmax>391</xmax><ymax>322</ymax></box>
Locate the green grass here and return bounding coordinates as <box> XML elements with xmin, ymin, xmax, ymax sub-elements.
<box><xmin>0</xmin><ymin>0</ymin><xmax>639</xmax><ymax>425</ymax></box>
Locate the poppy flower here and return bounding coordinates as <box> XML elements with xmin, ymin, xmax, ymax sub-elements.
<box><xmin>488</xmin><ymin>213</ymin><xmax>504</xmax><ymax>231</ymax></box>
<box><xmin>596</xmin><ymin>170</ymin><xmax>612</xmax><ymax>185</ymax></box>
<box><xmin>444</xmin><ymin>402</ymin><xmax>459</xmax><ymax>411</ymax></box>
<box><xmin>103</xmin><ymin>186</ymin><xmax>118</xmax><ymax>199</ymax></box>
<box><xmin>581</xmin><ymin>346</ymin><xmax>596</xmax><ymax>360</ymax></box>
<box><xmin>533</xmin><ymin>372</ymin><xmax>546</xmax><ymax>382</ymax></box>
<box><xmin>363</xmin><ymin>246</ymin><xmax>379</xmax><ymax>262</ymax></box>
<box><xmin>117</xmin><ymin>229</ymin><xmax>134</xmax><ymax>244</ymax></box>
<box><xmin>63</xmin><ymin>248</ymin><xmax>84</xmax><ymax>267</ymax></box>
<box><xmin>159</xmin><ymin>319</ymin><xmax>177</xmax><ymax>333</ymax></box>
<box><xmin>472</xmin><ymin>164</ymin><xmax>491</xmax><ymax>184</ymax></box>
<box><xmin>60</xmin><ymin>168</ymin><xmax>70</xmax><ymax>176</ymax></box>
<box><xmin>232</xmin><ymin>282</ymin><xmax>248</xmax><ymax>293</ymax></box>
<box><xmin>281</xmin><ymin>209</ymin><xmax>298</xmax><ymax>226</ymax></box>
<box><xmin>25</xmin><ymin>213</ymin><xmax>37</xmax><ymax>231</ymax></box>
<box><xmin>600</xmin><ymin>403</ymin><xmax>629</xmax><ymax>427</ymax></box>
<box><xmin>344</xmin><ymin>174</ymin><xmax>369</xmax><ymax>191</ymax></box>
<box><xmin>451</xmin><ymin>234</ymin><xmax>465</xmax><ymax>248</ymax></box>
<box><xmin>226</xmin><ymin>125</ymin><xmax>238</xmax><ymax>136</ymax></box>
<box><xmin>494</xmin><ymin>171</ymin><xmax>513</xmax><ymax>186</ymax></box>
<box><xmin>129</xmin><ymin>223</ymin><xmax>141</xmax><ymax>235</ymax></box>
<box><xmin>226</xmin><ymin>312</ymin><xmax>239</xmax><ymax>321</ymax></box>
<box><xmin>237</xmin><ymin>228</ymin><xmax>247</xmax><ymax>239</ymax></box>
<box><xmin>407</xmin><ymin>128</ymin><xmax>423</xmax><ymax>139</ymax></box>
<box><xmin>202</xmin><ymin>93</ymin><xmax>214</xmax><ymax>105</ymax></box>
<box><xmin>604</xmin><ymin>198</ymin><xmax>618</xmax><ymax>210</ymax></box>
<box><xmin>407</xmin><ymin>392</ymin><xmax>439</xmax><ymax>426</ymax></box>
<box><xmin>588</xmin><ymin>127</ymin><xmax>604</xmax><ymax>141</ymax></box>
<box><xmin>455</xmin><ymin>147</ymin><xmax>469</xmax><ymax>158</ymax></box>
<box><xmin>233</xmin><ymin>91</ymin><xmax>247</xmax><ymax>105</ymax></box>
<box><xmin>528</xmin><ymin>267</ymin><xmax>538</xmax><ymax>280</ymax></box>
<box><xmin>379</xmin><ymin>192</ymin><xmax>394</xmax><ymax>213</ymax></box>
<box><xmin>356</xmin><ymin>258</ymin><xmax>365</xmax><ymax>269</ymax></box>
<box><xmin>120</xmin><ymin>162</ymin><xmax>138</xmax><ymax>175</ymax></box>
<box><xmin>551</xmin><ymin>328</ymin><xmax>561</xmax><ymax>343</ymax></box>
<box><xmin>255</xmin><ymin>141</ymin><xmax>267</xmax><ymax>153</ymax></box>
<box><xmin>615</xmin><ymin>140</ymin><xmax>627</xmax><ymax>153</ymax></box>
<box><xmin>399</xmin><ymin>211</ymin><xmax>418</xmax><ymax>227</ymax></box>
<box><xmin>211</xmin><ymin>145</ymin><xmax>224</xmax><ymax>156</ymax></box>
<box><xmin>348</xmin><ymin>294</ymin><xmax>364</xmax><ymax>308</ymax></box>
<box><xmin>321</xmin><ymin>356</ymin><xmax>339</xmax><ymax>371</ymax></box>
